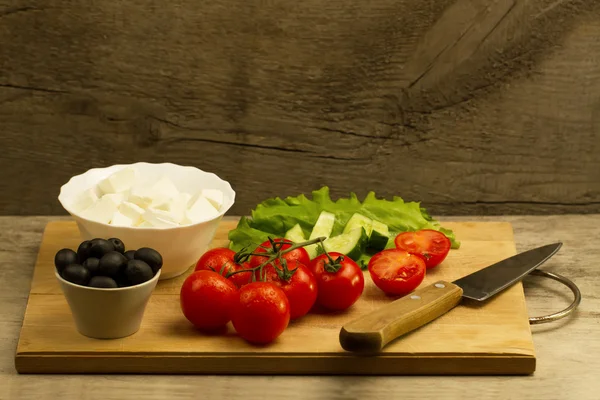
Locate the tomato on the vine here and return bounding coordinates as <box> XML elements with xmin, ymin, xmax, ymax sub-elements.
<box><xmin>195</xmin><ymin>247</ymin><xmax>252</xmax><ymax>288</ymax></box>
<box><xmin>180</xmin><ymin>270</ymin><xmax>238</xmax><ymax>332</ymax></box>
<box><xmin>310</xmin><ymin>252</ymin><xmax>364</xmax><ymax>311</ymax></box>
<box><xmin>232</xmin><ymin>281</ymin><xmax>290</xmax><ymax>344</ymax></box>
<box><xmin>367</xmin><ymin>249</ymin><xmax>426</xmax><ymax>296</ymax></box>
<box><xmin>249</xmin><ymin>238</ymin><xmax>310</xmax><ymax>270</ymax></box>
<box><xmin>255</xmin><ymin>260</ymin><xmax>317</xmax><ymax>320</ymax></box>
<box><xmin>394</xmin><ymin>229</ymin><xmax>451</xmax><ymax>269</ymax></box>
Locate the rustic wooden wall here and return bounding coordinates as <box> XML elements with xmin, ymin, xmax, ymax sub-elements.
<box><xmin>1</xmin><ymin>0</ymin><xmax>599</xmax><ymax>216</ymax></box>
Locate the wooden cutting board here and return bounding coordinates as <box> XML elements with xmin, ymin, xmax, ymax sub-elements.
<box><xmin>14</xmin><ymin>217</ymin><xmax>536</xmax><ymax>375</ymax></box>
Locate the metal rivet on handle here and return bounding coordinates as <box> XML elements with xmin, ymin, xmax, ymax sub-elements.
<box><xmin>435</xmin><ymin>283</ymin><xmax>445</xmax><ymax>288</ymax></box>
<box><xmin>410</xmin><ymin>295</ymin><xmax>421</xmax><ymax>300</ymax></box>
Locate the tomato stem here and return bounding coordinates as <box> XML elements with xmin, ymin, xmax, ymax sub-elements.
<box><xmin>320</xmin><ymin>244</ymin><xmax>345</xmax><ymax>273</ymax></box>
<box><xmin>229</xmin><ymin>236</ymin><xmax>326</xmax><ymax>281</ymax></box>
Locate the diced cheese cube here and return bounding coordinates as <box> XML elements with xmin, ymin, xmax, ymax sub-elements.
<box><xmin>97</xmin><ymin>167</ymin><xmax>137</xmax><ymax>195</ymax></box>
<box><xmin>128</xmin><ymin>185</ymin><xmax>154</xmax><ymax>209</ymax></box>
<box><xmin>151</xmin><ymin>176</ymin><xmax>180</xmax><ymax>200</ymax></box>
<box><xmin>173</xmin><ymin>192</ymin><xmax>192</xmax><ymax>219</ymax></box>
<box><xmin>81</xmin><ymin>195</ymin><xmax>120</xmax><ymax>224</ymax></box>
<box><xmin>136</xmin><ymin>220</ymin><xmax>153</xmax><ymax>228</ymax></box>
<box><xmin>118</xmin><ymin>201</ymin><xmax>145</xmax><ymax>225</ymax></box>
<box><xmin>161</xmin><ymin>193</ymin><xmax>191</xmax><ymax>221</ymax></box>
<box><xmin>110</xmin><ymin>210</ymin><xmax>134</xmax><ymax>227</ymax></box>
<box><xmin>147</xmin><ymin>192</ymin><xmax>190</xmax><ymax>223</ymax></box>
<box><xmin>71</xmin><ymin>187</ymin><xmax>99</xmax><ymax>213</ymax></box>
<box><xmin>149</xmin><ymin>193</ymin><xmax>173</xmax><ymax>210</ymax></box>
<box><xmin>142</xmin><ymin>208</ymin><xmax>179</xmax><ymax>228</ymax></box>
<box><xmin>186</xmin><ymin>195</ymin><xmax>220</xmax><ymax>223</ymax></box>
<box><xmin>102</xmin><ymin>192</ymin><xmax>126</xmax><ymax>207</ymax></box>
<box><xmin>200</xmin><ymin>189</ymin><xmax>224</xmax><ymax>210</ymax></box>
<box><xmin>128</xmin><ymin>176</ymin><xmax>179</xmax><ymax>210</ymax></box>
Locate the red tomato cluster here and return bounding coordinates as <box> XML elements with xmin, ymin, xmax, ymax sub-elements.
<box><xmin>180</xmin><ymin>238</ymin><xmax>365</xmax><ymax>344</ymax></box>
<box><xmin>181</xmin><ymin>230</ymin><xmax>451</xmax><ymax>343</ymax></box>
<box><xmin>367</xmin><ymin>229</ymin><xmax>451</xmax><ymax>296</ymax></box>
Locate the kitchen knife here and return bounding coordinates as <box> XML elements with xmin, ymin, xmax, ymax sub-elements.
<box><xmin>339</xmin><ymin>242</ymin><xmax>562</xmax><ymax>352</ymax></box>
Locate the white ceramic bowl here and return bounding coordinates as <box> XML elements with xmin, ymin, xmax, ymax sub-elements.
<box><xmin>58</xmin><ymin>162</ymin><xmax>236</xmax><ymax>280</ymax></box>
<box><xmin>56</xmin><ymin>269</ymin><xmax>161</xmax><ymax>339</ymax></box>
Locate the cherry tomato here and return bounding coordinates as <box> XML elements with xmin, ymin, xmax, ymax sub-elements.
<box><xmin>232</xmin><ymin>282</ymin><xmax>290</xmax><ymax>344</ymax></box>
<box><xmin>180</xmin><ymin>270</ymin><xmax>238</xmax><ymax>332</ymax></box>
<box><xmin>248</xmin><ymin>238</ymin><xmax>310</xmax><ymax>271</ymax></box>
<box><xmin>255</xmin><ymin>260</ymin><xmax>317</xmax><ymax>319</ymax></box>
<box><xmin>195</xmin><ymin>247</ymin><xmax>253</xmax><ymax>288</ymax></box>
<box><xmin>310</xmin><ymin>252</ymin><xmax>364</xmax><ymax>311</ymax></box>
<box><xmin>394</xmin><ymin>229</ymin><xmax>451</xmax><ymax>269</ymax></box>
<box><xmin>367</xmin><ymin>249</ymin><xmax>426</xmax><ymax>296</ymax></box>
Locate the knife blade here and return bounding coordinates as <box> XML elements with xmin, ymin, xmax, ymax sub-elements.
<box><xmin>339</xmin><ymin>242</ymin><xmax>562</xmax><ymax>352</ymax></box>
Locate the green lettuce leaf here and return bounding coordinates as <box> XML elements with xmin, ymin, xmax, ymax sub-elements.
<box><xmin>227</xmin><ymin>187</ymin><xmax>460</xmax><ymax>264</ymax></box>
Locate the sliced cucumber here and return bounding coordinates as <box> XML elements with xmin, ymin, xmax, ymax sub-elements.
<box><xmin>285</xmin><ymin>223</ymin><xmax>306</xmax><ymax>244</ymax></box>
<box><xmin>309</xmin><ymin>211</ymin><xmax>336</xmax><ymax>239</ymax></box>
<box><xmin>343</xmin><ymin>213</ymin><xmax>373</xmax><ymax>236</ymax></box>
<box><xmin>320</xmin><ymin>227</ymin><xmax>368</xmax><ymax>261</ymax></box>
<box><xmin>369</xmin><ymin>219</ymin><xmax>389</xmax><ymax>251</ymax></box>
<box><xmin>305</xmin><ymin>211</ymin><xmax>336</xmax><ymax>259</ymax></box>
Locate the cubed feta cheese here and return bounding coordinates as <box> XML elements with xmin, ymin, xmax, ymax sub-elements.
<box><xmin>71</xmin><ymin>187</ymin><xmax>99</xmax><ymax>213</ymax></box>
<box><xmin>97</xmin><ymin>167</ymin><xmax>137</xmax><ymax>195</ymax></box>
<box><xmin>127</xmin><ymin>185</ymin><xmax>154</xmax><ymax>208</ymax></box>
<box><xmin>147</xmin><ymin>192</ymin><xmax>190</xmax><ymax>223</ymax></box>
<box><xmin>142</xmin><ymin>208</ymin><xmax>180</xmax><ymax>228</ymax></box>
<box><xmin>151</xmin><ymin>176</ymin><xmax>180</xmax><ymax>200</ymax></box>
<box><xmin>173</xmin><ymin>192</ymin><xmax>192</xmax><ymax>219</ymax></box>
<box><xmin>102</xmin><ymin>192</ymin><xmax>126</xmax><ymax>207</ymax></box>
<box><xmin>200</xmin><ymin>189</ymin><xmax>224</xmax><ymax>210</ymax></box>
<box><xmin>110</xmin><ymin>210</ymin><xmax>134</xmax><ymax>227</ymax></box>
<box><xmin>118</xmin><ymin>201</ymin><xmax>144</xmax><ymax>225</ymax></box>
<box><xmin>149</xmin><ymin>193</ymin><xmax>173</xmax><ymax>210</ymax></box>
<box><xmin>81</xmin><ymin>195</ymin><xmax>120</xmax><ymax>224</ymax></box>
<box><xmin>186</xmin><ymin>195</ymin><xmax>220</xmax><ymax>223</ymax></box>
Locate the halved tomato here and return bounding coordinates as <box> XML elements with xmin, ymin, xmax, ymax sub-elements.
<box><xmin>367</xmin><ymin>249</ymin><xmax>426</xmax><ymax>296</ymax></box>
<box><xmin>394</xmin><ymin>229</ymin><xmax>451</xmax><ymax>269</ymax></box>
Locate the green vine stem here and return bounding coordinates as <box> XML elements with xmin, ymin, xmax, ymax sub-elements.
<box><xmin>228</xmin><ymin>236</ymin><xmax>327</xmax><ymax>281</ymax></box>
<box><xmin>318</xmin><ymin>243</ymin><xmax>345</xmax><ymax>273</ymax></box>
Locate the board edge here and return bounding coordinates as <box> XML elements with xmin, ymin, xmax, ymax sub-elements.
<box><xmin>14</xmin><ymin>353</ymin><xmax>536</xmax><ymax>376</ymax></box>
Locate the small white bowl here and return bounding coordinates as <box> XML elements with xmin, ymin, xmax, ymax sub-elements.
<box><xmin>58</xmin><ymin>162</ymin><xmax>236</xmax><ymax>279</ymax></box>
<box><xmin>56</xmin><ymin>269</ymin><xmax>161</xmax><ymax>339</ymax></box>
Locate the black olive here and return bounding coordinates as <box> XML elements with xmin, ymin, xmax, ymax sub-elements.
<box><xmin>54</xmin><ymin>248</ymin><xmax>78</xmax><ymax>274</ymax></box>
<box><xmin>89</xmin><ymin>239</ymin><xmax>115</xmax><ymax>259</ymax></box>
<box><xmin>124</xmin><ymin>250</ymin><xmax>136</xmax><ymax>261</ymax></box>
<box><xmin>88</xmin><ymin>276</ymin><xmax>118</xmax><ymax>288</ymax></box>
<box><xmin>61</xmin><ymin>264</ymin><xmax>91</xmax><ymax>286</ymax></box>
<box><xmin>134</xmin><ymin>247</ymin><xmax>163</xmax><ymax>274</ymax></box>
<box><xmin>124</xmin><ymin>260</ymin><xmax>154</xmax><ymax>285</ymax></box>
<box><xmin>108</xmin><ymin>238</ymin><xmax>125</xmax><ymax>254</ymax></box>
<box><xmin>115</xmin><ymin>274</ymin><xmax>131</xmax><ymax>288</ymax></box>
<box><xmin>76</xmin><ymin>241</ymin><xmax>93</xmax><ymax>263</ymax></box>
<box><xmin>82</xmin><ymin>257</ymin><xmax>101</xmax><ymax>276</ymax></box>
<box><xmin>98</xmin><ymin>251</ymin><xmax>127</xmax><ymax>277</ymax></box>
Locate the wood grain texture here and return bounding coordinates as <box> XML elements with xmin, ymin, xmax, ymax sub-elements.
<box><xmin>340</xmin><ymin>281</ymin><xmax>464</xmax><ymax>352</ymax></box>
<box><xmin>1</xmin><ymin>0</ymin><xmax>600</xmax><ymax>216</ymax></box>
<box><xmin>0</xmin><ymin>215</ymin><xmax>598</xmax><ymax>399</ymax></box>
<box><xmin>14</xmin><ymin>218</ymin><xmax>536</xmax><ymax>375</ymax></box>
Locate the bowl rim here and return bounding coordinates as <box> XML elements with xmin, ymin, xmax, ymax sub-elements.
<box><xmin>55</xmin><ymin>268</ymin><xmax>162</xmax><ymax>291</ymax></box>
<box><xmin>57</xmin><ymin>162</ymin><xmax>236</xmax><ymax>231</ymax></box>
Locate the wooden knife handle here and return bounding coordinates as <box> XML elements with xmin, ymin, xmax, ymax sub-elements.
<box><xmin>339</xmin><ymin>280</ymin><xmax>463</xmax><ymax>352</ymax></box>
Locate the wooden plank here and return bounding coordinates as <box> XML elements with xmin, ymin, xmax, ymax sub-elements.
<box><xmin>1</xmin><ymin>215</ymin><xmax>599</xmax><ymax>399</ymax></box>
<box><xmin>14</xmin><ymin>218</ymin><xmax>536</xmax><ymax>375</ymax></box>
<box><xmin>1</xmin><ymin>1</ymin><xmax>600</xmax><ymax>216</ymax></box>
